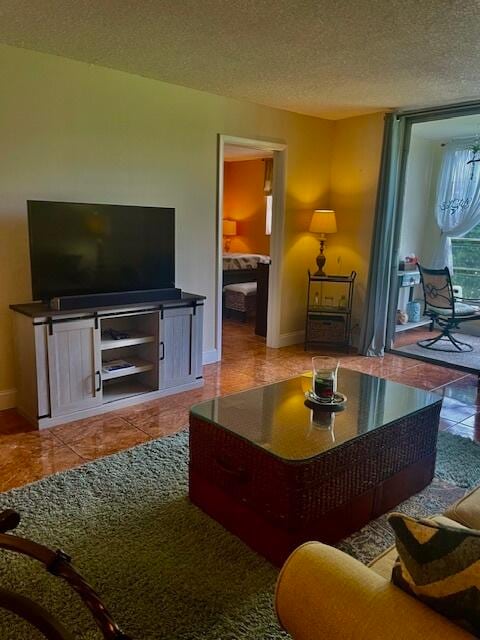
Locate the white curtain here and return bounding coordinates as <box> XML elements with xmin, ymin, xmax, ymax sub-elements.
<box><xmin>432</xmin><ymin>138</ymin><xmax>480</xmax><ymax>270</ymax></box>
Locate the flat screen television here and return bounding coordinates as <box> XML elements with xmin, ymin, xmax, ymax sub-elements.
<box><xmin>28</xmin><ymin>200</ymin><xmax>175</xmax><ymax>301</ymax></box>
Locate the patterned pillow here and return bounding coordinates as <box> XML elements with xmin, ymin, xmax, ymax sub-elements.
<box><xmin>388</xmin><ymin>512</ymin><xmax>480</xmax><ymax>635</ymax></box>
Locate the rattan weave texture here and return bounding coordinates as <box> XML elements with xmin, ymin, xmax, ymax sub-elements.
<box><xmin>189</xmin><ymin>401</ymin><xmax>441</xmax><ymax>531</ymax></box>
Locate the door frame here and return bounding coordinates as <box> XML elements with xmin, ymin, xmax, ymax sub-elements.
<box><xmin>388</xmin><ymin>101</ymin><xmax>480</xmax><ymax>349</ymax></box>
<box><xmin>361</xmin><ymin>100</ymin><xmax>480</xmax><ymax>355</ymax></box>
<box><xmin>216</xmin><ymin>134</ymin><xmax>287</xmax><ymax>358</ymax></box>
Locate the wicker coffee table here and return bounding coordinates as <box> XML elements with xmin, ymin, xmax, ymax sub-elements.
<box><xmin>189</xmin><ymin>369</ymin><xmax>442</xmax><ymax>565</ymax></box>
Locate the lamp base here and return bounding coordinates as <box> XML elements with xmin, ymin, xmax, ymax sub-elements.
<box><xmin>314</xmin><ymin>239</ymin><xmax>327</xmax><ymax>276</ymax></box>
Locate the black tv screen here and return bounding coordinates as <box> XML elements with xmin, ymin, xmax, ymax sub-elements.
<box><xmin>28</xmin><ymin>201</ymin><xmax>175</xmax><ymax>301</ymax></box>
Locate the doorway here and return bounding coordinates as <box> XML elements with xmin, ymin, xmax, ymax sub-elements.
<box><xmin>216</xmin><ymin>135</ymin><xmax>287</xmax><ymax>360</ymax></box>
<box><xmin>358</xmin><ymin>105</ymin><xmax>480</xmax><ymax>378</ymax></box>
<box><xmin>390</xmin><ymin>114</ymin><xmax>480</xmax><ymax>374</ymax></box>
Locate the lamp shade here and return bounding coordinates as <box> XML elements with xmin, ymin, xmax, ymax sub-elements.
<box><xmin>309</xmin><ymin>209</ymin><xmax>337</xmax><ymax>235</ymax></box>
<box><xmin>223</xmin><ymin>219</ymin><xmax>237</xmax><ymax>236</ymax></box>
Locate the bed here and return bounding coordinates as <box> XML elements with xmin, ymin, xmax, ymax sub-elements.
<box><xmin>222</xmin><ymin>253</ymin><xmax>271</xmax><ymax>286</ymax></box>
<box><xmin>222</xmin><ymin>253</ymin><xmax>271</xmax><ymax>336</ymax></box>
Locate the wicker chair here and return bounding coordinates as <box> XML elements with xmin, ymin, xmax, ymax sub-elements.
<box><xmin>417</xmin><ymin>264</ymin><xmax>480</xmax><ymax>352</ymax></box>
<box><xmin>0</xmin><ymin>509</ymin><xmax>131</xmax><ymax>640</ymax></box>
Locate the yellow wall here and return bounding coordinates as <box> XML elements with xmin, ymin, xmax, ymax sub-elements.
<box><xmin>329</xmin><ymin>112</ymin><xmax>385</xmax><ymax>334</ymax></box>
<box><xmin>223</xmin><ymin>159</ymin><xmax>270</xmax><ymax>255</ymax></box>
<box><xmin>0</xmin><ymin>44</ymin><xmax>341</xmax><ymax>408</ymax></box>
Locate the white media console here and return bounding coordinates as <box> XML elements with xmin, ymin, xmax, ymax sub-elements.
<box><xmin>10</xmin><ymin>293</ymin><xmax>204</xmax><ymax>429</ymax></box>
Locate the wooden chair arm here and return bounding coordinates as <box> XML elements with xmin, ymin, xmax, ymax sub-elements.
<box><xmin>0</xmin><ymin>511</ymin><xmax>131</xmax><ymax>639</ymax></box>
<box><xmin>0</xmin><ymin>586</ymin><xmax>74</xmax><ymax>640</ymax></box>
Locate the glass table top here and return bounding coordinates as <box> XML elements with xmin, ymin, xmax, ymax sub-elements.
<box><xmin>190</xmin><ymin>368</ymin><xmax>441</xmax><ymax>461</ymax></box>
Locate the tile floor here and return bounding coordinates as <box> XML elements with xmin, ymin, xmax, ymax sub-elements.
<box><xmin>392</xmin><ymin>326</ymin><xmax>433</xmax><ymax>348</ymax></box>
<box><xmin>0</xmin><ymin>319</ymin><xmax>478</xmax><ymax>493</ymax></box>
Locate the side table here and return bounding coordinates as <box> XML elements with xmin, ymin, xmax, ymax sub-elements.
<box><xmin>305</xmin><ymin>271</ymin><xmax>356</xmax><ymax>350</ymax></box>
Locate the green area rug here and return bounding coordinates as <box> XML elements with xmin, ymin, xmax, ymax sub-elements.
<box><xmin>0</xmin><ymin>430</ymin><xmax>478</xmax><ymax>639</ymax></box>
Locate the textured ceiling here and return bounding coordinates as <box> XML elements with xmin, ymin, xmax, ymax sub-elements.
<box><xmin>1</xmin><ymin>1</ymin><xmax>480</xmax><ymax>119</ymax></box>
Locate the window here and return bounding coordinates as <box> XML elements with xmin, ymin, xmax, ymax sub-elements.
<box><xmin>265</xmin><ymin>194</ymin><xmax>273</xmax><ymax>235</ymax></box>
<box><xmin>451</xmin><ymin>223</ymin><xmax>480</xmax><ymax>298</ymax></box>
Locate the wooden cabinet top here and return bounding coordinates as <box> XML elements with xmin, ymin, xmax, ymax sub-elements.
<box><xmin>10</xmin><ymin>292</ymin><xmax>205</xmax><ymax>320</ymax></box>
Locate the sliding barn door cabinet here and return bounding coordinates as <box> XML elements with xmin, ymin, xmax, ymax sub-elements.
<box><xmin>10</xmin><ymin>293</ymin><xmax>205</xmax><ymax>429</ymax></box>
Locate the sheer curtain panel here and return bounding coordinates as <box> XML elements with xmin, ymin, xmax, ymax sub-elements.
<box><xmin>432</xmin><ymin>139</ymin><xmax>480</xmax><ymax>270</ymax></box>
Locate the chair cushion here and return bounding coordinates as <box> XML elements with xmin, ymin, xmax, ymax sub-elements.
<box><xmin>430</xmin><ymin>302</ymin><xmax>480</xmax><ymax>316</ymax></box>
<box><xmin>388</xmin><ymin>512</ymin><xmax>480</xmax><ymax>635</ymax></box>
<box><xmin>445</xmin><ymin>486</ymin><xmax>480</xmax><ymax>530</ymax></box>
<box><xmin>223</xmin><ymin>282</ymin><xmax>257</xmax><ymax>296</ymax></box>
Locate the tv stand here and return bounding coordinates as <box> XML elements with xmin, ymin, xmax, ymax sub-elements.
<box><xmin>10</xmin><ymin>293</ymin><xmax>205</xmax><ymax>429</ymax></box>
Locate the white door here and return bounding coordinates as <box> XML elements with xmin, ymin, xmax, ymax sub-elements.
<box><xmin>47</xmin><ymin>318</ymin><xmax>102</xmax><ymax>417</ymax></box>
<box><xmin>159</xmin><ymin>307</ymin><xmax>195</xmax><ymax>389</ymax></box>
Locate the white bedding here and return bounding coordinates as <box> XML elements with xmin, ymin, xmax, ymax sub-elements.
<box><xmin>223</xmin><ymin>253</ymin><xmax>271</xmax><ymax>270</ymax></box>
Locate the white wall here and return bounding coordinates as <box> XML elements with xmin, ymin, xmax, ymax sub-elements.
<box><xmin>397</xmin><ymin>134</ymin><xmax>442</xmax><ymax>310</ymax></box>
<box><xmin>399</xmin><ymin>135</ymin><xmax>441</xmax><ymax>263</ymax></box>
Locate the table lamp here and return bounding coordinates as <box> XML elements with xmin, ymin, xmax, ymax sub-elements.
<box><xmin>223</xmin><ymin>219</ymin><xmax>237</xmax><ymax>252</ymax></box>
<box><xmin>309</xmin><ymin>209</ymin><xmax>337</xmax><ymax>276</ymax></box>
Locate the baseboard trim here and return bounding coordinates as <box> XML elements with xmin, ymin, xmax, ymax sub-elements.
<box><xmin>277</xmin><ymin>330</ymin><xmax>304</xmax><ymax>348</ymax></box>
<box><xmin>0</xmin><ymin>388</ymin><xmax>16</xmax><ymax>411</ymax></box>
<box><xmin>203</xmin><ymin>349</ymin><xmax>219</xmax><ymax>365</ymax></box>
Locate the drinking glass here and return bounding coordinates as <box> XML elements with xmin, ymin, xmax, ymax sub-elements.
<box><xmin>312</xmin><ymin>356</ymin><xmax>339</xmax><ymax>401</ymax></box>
<box><xmin>311</xmin><ymin>409</ymin><xmax>336</xmax><ymax>432</ymax></box>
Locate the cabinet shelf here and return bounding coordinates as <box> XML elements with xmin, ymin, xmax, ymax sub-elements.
<box><xmin>308</xmin><ymin>273</ymin><xmax>356</xmax><ymax>283</ymax></box>
<box><xmin>102</xmin><ymin>356</ymin><xmax>154</xmax><ymax>381</ymax></box>
<box><xmin>308</xmin><ymin>306</ymin><xmax>351</xmax><ymax>315</ymax></box>
<box><xmin>101</xmin><ymin>331</ymin><xmax>155</xmax><ymax>351</ymax></box>
<box><xmin>395</xmin><ymin>317</ymin><xmax>431</xmax><ymax>333</ymax></box>
<box><xmin>103</xmin><ymin>379</ymin><xmax>154</xmax><ymax>403</ymax></box>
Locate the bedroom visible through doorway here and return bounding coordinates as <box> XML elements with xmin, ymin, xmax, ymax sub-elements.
<box><xmin>222</xmin><ymin>145</ymin><xmax>272</xmax><ymax>352</ymax></box>
<box><xmin>216</xmin><ymin>135</ymin><xmax>287</xmax><ymax>362</ymax></box>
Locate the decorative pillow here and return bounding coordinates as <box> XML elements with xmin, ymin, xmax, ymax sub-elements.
<box><xmin>388</xmin><ymin>512</ymin><xmax>480</xmax><ymax>636</ymax></box>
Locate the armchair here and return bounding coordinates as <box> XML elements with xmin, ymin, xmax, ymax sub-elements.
<box><xmin>417</xmin><ymin>264</ymin><xmax>480</xmax><ymax>352</ymax></box>
<box><xmin>275</xmin><ymin>541</ymin><xmax>473</xmax><ymax>639</ymax></box>
<box><xmin>275</xmin><ymin>484</ymin><xmax>480</xmax><ymax>639</ymax></box>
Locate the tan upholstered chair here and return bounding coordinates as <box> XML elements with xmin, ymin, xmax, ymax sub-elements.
<box><xmin>275</xmin><ymin>486</ymin><xmax>480</xmax><ymax>639</ymax></box>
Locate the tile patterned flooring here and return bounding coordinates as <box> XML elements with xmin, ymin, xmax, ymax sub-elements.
<box><xmin>0</xmin><ymin>320</ymin><xmax>478</xmax><ymax>493</ymax></box>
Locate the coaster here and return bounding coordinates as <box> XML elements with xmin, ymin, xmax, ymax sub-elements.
<box><xmin>304</xmin><ymin>390</ymin><xmax>347</xmax><ymax>410</ymax></box>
